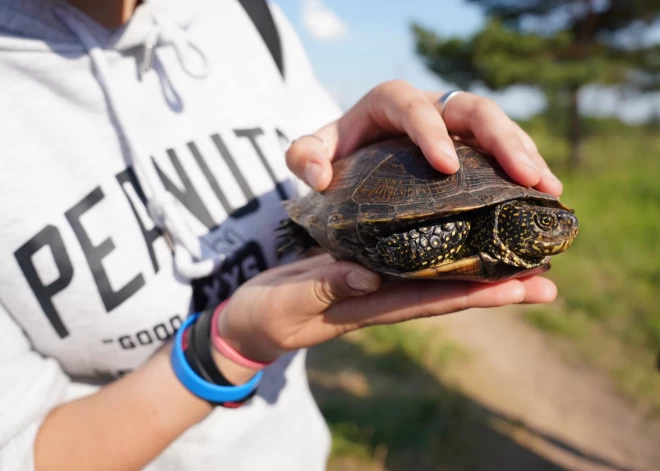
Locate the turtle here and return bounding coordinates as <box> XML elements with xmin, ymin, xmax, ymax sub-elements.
<box><xmin>278</xmin><ymin>138</ymin><xmax>578</xmax><ymax>282</ymax></box>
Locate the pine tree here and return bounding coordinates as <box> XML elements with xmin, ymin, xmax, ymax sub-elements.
<box><xmin>413</xmin><ymin>0</ymin><xmax>660</xmax><ymax>168</ymax></box>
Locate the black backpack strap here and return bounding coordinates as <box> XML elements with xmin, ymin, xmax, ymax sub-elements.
<box><xmin>237</xmin><ymin>0</ymin><xmax>284</xmax><ymax>78</ymax></box>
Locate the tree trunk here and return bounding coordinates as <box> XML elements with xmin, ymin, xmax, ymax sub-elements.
<box><xmin>567</xmin><ymin>86</ymin><xmax>582</xmax><ymax>170</ymax></box>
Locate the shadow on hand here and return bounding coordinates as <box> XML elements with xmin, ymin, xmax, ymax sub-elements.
<box><xmin>307</xmin><ymin>333</ymin><xmax>637</xmax><ymax>471</ymax></box>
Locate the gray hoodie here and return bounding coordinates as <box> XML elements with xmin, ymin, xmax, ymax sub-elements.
<box><xmin>0</xmin><ymin>0</ymin><xmax>341</xmax><ymax>469</ymax></box>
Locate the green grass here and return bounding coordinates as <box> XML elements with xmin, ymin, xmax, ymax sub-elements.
<box><xmin>525</xmin><ymin>307</ymin><xmax>588</xmax><ymax>338</ymax></box>
<box><xmin>518</xmin><ymin>117</ymin><xmax>660</xmax><ymax>411</ymax></box>
<box><xmin>328</xmin><ymin>422</ymin><xmax>374</xmax><ymax>461</ymax></box>
<box><xmin>357</xmin><ymin>324</ymin><xmax>470</xmax><ymax>376</ymax></box>
<box><xmin>323</xmin><ymin>393</ymin><xmax>472</xmax><ymax>468</ymax></box>
<box><xmin>309</xmin><ymin>323</ymin><xmax>477</xmax><ymax>470</ymax></box>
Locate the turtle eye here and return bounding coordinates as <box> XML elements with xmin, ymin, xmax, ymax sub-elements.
<box><xmin>534</xmin><ymin>213</ymin><xmax>558</xmax><ymax>231</ymax></box>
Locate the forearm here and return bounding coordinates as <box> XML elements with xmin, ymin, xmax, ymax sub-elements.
<box><xmin>34</xmin><ymin>344</ymin><xmax>212</xmax><ymax>471</ymax></box>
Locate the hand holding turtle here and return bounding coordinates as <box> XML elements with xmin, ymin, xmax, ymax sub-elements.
<box><xmin>215</xmin><ymin>254</ymin><xmax>557</xmax><ymax>369</ymax></box>
<box><xmin>213</xmin><ymin>82</ymin><xmax>567</xmax><ymax>377</ymax></box>
<box><xmin>286</xmin><ymin>80</ymin><xmax>563</xmax><ymax>197</ymax></box>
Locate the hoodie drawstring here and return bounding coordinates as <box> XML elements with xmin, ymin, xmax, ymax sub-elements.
<box><xmin>55</xmin><ymin>8</ymin><xmax>221</xmax><ymax>280</ymax></box>
<box><xmin>141</xmin><ymin>14</ymin><xmax>208</xmax><ymax>79</ymax></box>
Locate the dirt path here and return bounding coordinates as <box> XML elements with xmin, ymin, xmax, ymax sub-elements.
<box><xmin>434</xmin><ymin>307</ymin><xmax>660</xmax><ymax>471</ymax></box>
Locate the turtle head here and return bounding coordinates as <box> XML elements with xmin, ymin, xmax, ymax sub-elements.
<box><xmin>497</xmin><ymin>201</ymin><xmax>579</xmax><ymax>259</ymax></box>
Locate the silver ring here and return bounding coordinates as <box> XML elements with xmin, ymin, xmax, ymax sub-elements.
<box><xmin>437</xmin><ymin>90</ymin><xmax>465</xmax><ymax>117</ymax></box>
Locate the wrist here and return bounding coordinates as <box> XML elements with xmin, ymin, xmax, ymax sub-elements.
<box><xmin>210</xmin><ymin>348</ymin><xmax>261</xmax><ymax>385</ymax></box>
<box><xmin>146</xmin><ymin>341</ymin><xmax>215</xmax><ymax>420</ymax></box>
<box><xmin>214</xmin><ymin>300</ymin><xmax>281</xmax><ymax>365</ymax></box>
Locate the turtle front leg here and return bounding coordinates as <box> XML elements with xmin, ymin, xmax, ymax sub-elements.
<box><xmin>275</xmin><ymin>218</ymin><xmax>320</xmax><ymax>256</ymax></box>
<box><xmin>370</xmin><ymin>221</ymin><xmax>470</xmax><ymax>272</ymax></box>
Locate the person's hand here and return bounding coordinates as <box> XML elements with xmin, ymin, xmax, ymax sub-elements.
<box><xmin>215</xmin><ymin>254</ymin><xmax>556</xmax><ymax>365</ymax></box>
<box><xmin>286</xmin><ymin>81</ymin><xmax>562</xmax><ymax>197</ymax></box>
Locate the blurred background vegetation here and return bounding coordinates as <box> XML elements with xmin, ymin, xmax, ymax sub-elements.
<box><xmin>413</xmin><ymin>0</ymin><xmax>660</xmax><ymax>168</ymax></box>
<box><xmin>307</xmin><ymin>1</ymin><xmax>660</xmax><ymax>469</ymax></box>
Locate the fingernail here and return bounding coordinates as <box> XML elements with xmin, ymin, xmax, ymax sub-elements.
<box><xmin>441</xmin><ymin>143</ymin><xmax>459</xmax><ymax>164</ymax></box>
<box><xmin>304</xmin><ymin>162</ymin><xmax>324</xmax><ymax>189</ymax></box>
<box><xmin>346</xmin><ymin>271</ymin><xmax>377</xmax><ymax>293</ymax></box>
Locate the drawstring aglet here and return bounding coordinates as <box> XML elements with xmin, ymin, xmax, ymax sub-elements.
<box><xmin>140</xmin><ymin>31</ymin><xmax>158</xmax><ymax>80</ymax></box>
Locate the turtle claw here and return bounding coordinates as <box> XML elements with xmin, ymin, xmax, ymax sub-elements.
<box><xmin>275</xmin><ymin>218</ymin><xmax>320</xmax><ymax>258</ymax></box>
<box><xmin>275</xmin><ymin>219</ymin><xmax>292</xmax><ymax>231</ymax></box>
<box><xmin>276</xmin><ymin>239</ymin><xmax>299</xmax><ymax>253</ymax></box>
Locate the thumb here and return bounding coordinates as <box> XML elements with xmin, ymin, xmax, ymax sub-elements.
<box><xmin>286</xmin><ymin>112</ymin><xmax>370</xmax><ymax>192</ymax></box>
<box><xmin>286</xmin><ymin>130</ymin><xmax>335</xmax><ymax>191</ymax></box>
<box><xmin>293</xmin><ymin>261</ymin><xmax>381</xmax><ymax>314</ymax></box>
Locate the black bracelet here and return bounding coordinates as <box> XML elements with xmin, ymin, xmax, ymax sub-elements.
<box><xmin>182</xmin><ymin>310</ymin><xmax>257</xmax><ymax>407</ymax></box>
<box><xmin>191</xmin><ymin>309</ymin><xmax>232</xmax><ymax>385</ymax></box>
<box><xmin>183</xmin><ymin>324</ymin><xmax>213</xmax><ymax>382</ymax></box>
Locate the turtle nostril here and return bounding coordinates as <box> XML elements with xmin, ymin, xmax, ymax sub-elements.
<box><xmin>560</xmin><ymin>212</ymin><xmax>578</xmax><ymax>225</ymax></box>
<box><xmin>559</xmin><ymin>213</ymin><xmax>579</xmax><ymax>237</ymax></box>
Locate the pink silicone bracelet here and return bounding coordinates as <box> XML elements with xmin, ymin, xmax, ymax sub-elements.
<box><xmin>211</xmin><ymin>300</ymin><xmax>274</xmax><ymax>370</ymax></box>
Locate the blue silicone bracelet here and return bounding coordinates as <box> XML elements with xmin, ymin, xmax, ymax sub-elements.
<box><xmin>171</xmin><ymin>313</ymin><xmax>263</xmax><ymax>403</ymax></box>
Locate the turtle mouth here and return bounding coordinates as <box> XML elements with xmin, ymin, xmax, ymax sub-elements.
<box><xmin>368</xmin><ymin>220</ymin><xmax>470</xmax><ymax>272</ymax></box>
<box><xmin>523</xmin><ymin>237</ymin><xmax>576</xmax><ymax>257</ymax></box>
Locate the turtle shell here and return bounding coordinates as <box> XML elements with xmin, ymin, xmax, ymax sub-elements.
<box><xmin>284</xmin><ymin>137</ymin><xmax>570</xmax><ymax>281</ymax></box>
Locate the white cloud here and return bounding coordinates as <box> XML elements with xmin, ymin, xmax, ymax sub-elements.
<box><xmin>301</xmin><ymin>0</ymin><xmax>348</xmax><ymax>41</ymax></box>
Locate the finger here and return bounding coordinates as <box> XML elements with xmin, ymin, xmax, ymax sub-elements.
<box><xmin>434</xmin><ymin>92</ymin><xmax>542</xmax><ymax>188</ymax></box>
<box><xmin>286</xmin><ymin>115</ymin><xmax>372</xmax><ymax>191</ymax></box>
<box><xmin>518</xmin><ymin>276</ymin><xmax>557</xmax><ymax>304</ymax></box>
<box><xmin>316</xmin><ymin>81</ymin><xmax>461</xmax><ymax>172</ymax></box>
<box><xmin>270</xmin><ymin>253</ymin><xmax>336</xmax><ymax>278</ymax></box>
<box><xmin>511</xmin><ymin>122</ymin><xmax>563</xmax><ymax>197</ymax></box>
<box><xmin>362</xmin><ymin>81</ymin><xmax>459</xmax><ymax>173</ymax></box>
<box><xmin>285</xmin><ymin>134</ymin><xmax>333</xmax><ymax>191</ymax></box>
<box><xmin>315</xmin><ymin>279</ymin><xmax>527</xmax><ymax>338</ymax></box>
<box><xmin>281</xmin><ymin>261</ymin><xmax>382</xmax><ymax>317</ymax></box>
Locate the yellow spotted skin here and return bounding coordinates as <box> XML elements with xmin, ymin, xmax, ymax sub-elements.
<box><xmin>373</xmin><ymin>200</ymin><xmax>578</xmax><ymax>272</ymax></box>
<box><xmin>493</xmin><ymin>200</ymin><xmax>579</xmax><ymax>262</ymax></box>
<box><xmin>465</xmin><ymin>200</ymin><xmax>577</xmax><ymax>269</ymax></box>
<box><xmin>376</xmin><ymin>221</ymin><xmax>470</xmax><ymax>270</ymax></box>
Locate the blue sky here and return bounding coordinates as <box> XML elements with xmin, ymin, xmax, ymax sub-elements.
<box><xmin>275</xmin><ymin>0</ymin><xmax>658</xmax><ymax>122</ymax></box>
